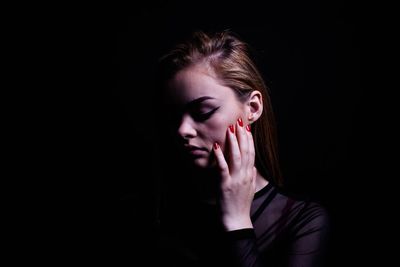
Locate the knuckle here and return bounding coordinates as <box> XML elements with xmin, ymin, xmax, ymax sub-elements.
<box><xmin>249</xmin><ymin>150</ymin><xmax>255</xmax><ymax>157</ymax></box>
<box><xmin>232</xmin><ymin>153</ymin><xmax>241</xmax><ymax>162</ymax></box>
<box><xmin>219</xmin><ymin>163</ymin><xmax>228</xmax><ymax>172</ymax></box>
<box><xmin>240</xmin><ymin>178</ymin><xmax>250</xmax><ymax>186</ymax></box>
<box><xmin>219</xmin><ymin>163</ymin><xmax>229</xmax><ymax>173</ymax></box>
<box><xmin>244</xmin><ymin>171</ymin><xmax>252</xmax><ymax>180</ymax></box>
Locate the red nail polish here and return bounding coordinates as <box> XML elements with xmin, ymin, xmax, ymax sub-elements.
<box><xmin>238</xmin><ymin>118</ymin><xmax>243</xmax><ymax>127</ymax></box>
<box><xmin>229</xmin><ymin>125</ymin><xmax>234</xmax><ymax>133</ymax></box>
<box><xmin>214</xmin><ymin>142</ymin><xmax>219</xmax><ymax>149</ymax></box>
<box><xmin>246</xmin><ymin>125</ymin><xmax>251</xmax><ymax>132</ymax></box>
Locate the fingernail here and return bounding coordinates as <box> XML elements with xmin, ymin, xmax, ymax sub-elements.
<box><xmin>229</xmin><ymin>125</ymin><xmax>234</xmax><ymax>133</ymax></box>
<box><xmin>213</xmin><ymin>142</ymin><xmax>220</xmax><ymax>149</ymax></box>
<box><xmin>238</xmin><ymin>118</ymin><xmax>243</xmax><ymax>127</ymax></box>
<box><xmin>246</xmin><ymin>125</ymin><xmax>251</xmax><ymax>132</ymax></box>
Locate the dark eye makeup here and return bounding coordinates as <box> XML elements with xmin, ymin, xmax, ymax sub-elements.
<box><xmin>192</xmin><ymin>106</ymin><xmax>220</xmax><ymax>121</ymax></box>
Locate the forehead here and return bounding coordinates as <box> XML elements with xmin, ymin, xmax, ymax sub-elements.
<box><xmin>166</xmin><ymin>65</ymin><xmax>236</xmax><ymax>104</ymax></box>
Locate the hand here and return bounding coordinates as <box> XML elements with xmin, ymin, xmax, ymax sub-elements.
<box><xmin>213</xmin><ymin>118</ymin><xmax>257</xmax><ymax>231</ymax></box>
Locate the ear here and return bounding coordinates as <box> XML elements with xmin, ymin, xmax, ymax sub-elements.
<box><xmin>246</xmin><ymin>90</ymin><xmax>263</xmax><ymax>124</ymax></box>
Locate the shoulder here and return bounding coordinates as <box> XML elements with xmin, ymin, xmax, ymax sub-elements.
<box><xmin>275</xmin><ymin>188</ymin><xmax>330</xmax><ymax>234</ymax></box>
<box><xmin>253</xmin><ymin>183</ymin><xmax>329</xmax><ymax>230</ymax></box>
<box><xmin>252</xmin><ymin>184</ymin><xmax>331</xmax><ymax>259</ymax></box>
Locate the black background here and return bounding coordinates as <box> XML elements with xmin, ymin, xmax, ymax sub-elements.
<box><xmin>54</xmin><ymin>0</ymin><xmax>382</xmax><ymax>266</ymax></box>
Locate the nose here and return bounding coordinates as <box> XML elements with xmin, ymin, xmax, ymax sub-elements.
<box><xmin>177</xmin><ymin>114</ymin><xmax>197</xmax><ymax>140</ymax></box>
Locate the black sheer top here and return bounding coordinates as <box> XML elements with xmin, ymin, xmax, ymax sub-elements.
<box><xmin>157</xmin><ymin>183</ymin><xmax>330</xmax><ymax>267</ymax></box>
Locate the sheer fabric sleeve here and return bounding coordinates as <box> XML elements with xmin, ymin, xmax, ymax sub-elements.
<box><xmin>225</xmin><ymin>203</ymin><xmax>330</xmax><ymax>267</ymax></box>
<box><xmin>225</xmin><ymin>228</ymin><xmax>264</xmax><ymax>267</ymax></box>
<box><xmin>286</xmin><ymin>203</ymin><xmax>330</xmax><ymax>267</ymax></box>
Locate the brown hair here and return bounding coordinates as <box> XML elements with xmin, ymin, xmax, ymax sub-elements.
<box><xmin>158</xmin><ymin>30</ymin><xmax>283</xmax><ymax>186</ymax></box>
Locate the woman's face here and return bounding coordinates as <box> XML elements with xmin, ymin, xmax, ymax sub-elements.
<box><xmin>165</xmin><ymin>65</ymin><xmax>247</xmax><ymax>168</ymax></box>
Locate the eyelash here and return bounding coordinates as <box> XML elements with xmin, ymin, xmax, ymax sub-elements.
<box><xmin>192</xmin><ymin>107</ymin><xmax>220</xmax><ymax>121</ymax></box>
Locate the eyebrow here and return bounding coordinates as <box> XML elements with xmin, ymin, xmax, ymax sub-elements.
<box><xmin>185</xmin><ymin>96</ymin><xmax>216</xmax><ymax>109</ymax></box>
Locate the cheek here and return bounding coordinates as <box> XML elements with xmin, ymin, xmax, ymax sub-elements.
<box><xmin>205</xmin><ymin>115</ymin><xmax>238</xmax><ymax>147</ymax></box>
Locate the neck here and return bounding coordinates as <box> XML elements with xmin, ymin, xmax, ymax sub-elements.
<box><xmin>189</xmin><ymin>167</ymin><xmax>219</xmax><ymax>203</ymax></box>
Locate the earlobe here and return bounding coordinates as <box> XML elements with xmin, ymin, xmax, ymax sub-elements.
<box><xmin>248</xmin><ymin>114</ymin><xmax>254</xmax><ymax>121</ymax></box>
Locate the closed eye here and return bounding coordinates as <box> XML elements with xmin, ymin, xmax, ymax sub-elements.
<box><xmin>192</xmin><ymin>107</ymin><xmax>220</xmax><ymax>121</ymax></box>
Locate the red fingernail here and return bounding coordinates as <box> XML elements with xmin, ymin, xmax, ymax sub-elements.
<box><xmin>229</xmin><ymin>125</ymin><xmax>234</xmax><ymax>133</ymax></box>
<box><xmin>246</xmin><ymin>125</ymin><xmax>251</xmax><ymax>132</ymax></box>
<box><xmin>213</xmin><ymin>142</ymin><xmax>220</xmax><ymax>149</ymax></box>
<box><xmin>238</xmin><ymin>118</ymin><xmax>243</xmax><ymax>127</ymax></box>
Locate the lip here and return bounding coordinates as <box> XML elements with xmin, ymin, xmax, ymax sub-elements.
<box><xmin>183</xmin><ymin>145</ymin><xmax>208</xmax><ymax>156</ymax></box>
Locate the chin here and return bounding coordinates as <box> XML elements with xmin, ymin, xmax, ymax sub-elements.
<box><xmin>191</xmin><ymin>157</ymin><xmax>209</xmax><ymax>168</ymax></box>
<box><xmin>191</xmin><ymin>156</ymin><xmax>216</xmax><ymax>169</ymax></box>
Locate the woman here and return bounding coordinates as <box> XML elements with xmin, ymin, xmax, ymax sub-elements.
<box><xmin>155</xmin><ymin>30</ymin><xmax>329</xmax><ymax>267</ymax></box>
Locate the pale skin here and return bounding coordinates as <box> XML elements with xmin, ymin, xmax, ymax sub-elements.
<box><xmin>166</xmin><ymin>63</ymin><xmax>268</xmax><ymax>231</ymax></box>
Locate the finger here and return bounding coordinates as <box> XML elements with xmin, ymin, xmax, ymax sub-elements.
<box><xmin>236</xmin><ymin>118</ymin><xmax>249</xmax><ymax>169</ymax></box>
<box><xmin>243</xmin><ymin>123</ymin><xmax>255</xmax><ymax>180</ymax></box>
<box><xmin>252</xmin><ymin>166</ymin><xmax>257</xmax><ymax>190</ymax></box>
<box><xmin>226</xmin><ymin>124</ymin><xmax>241</xmax><ymax>174</ymax></box>
<box><xmin>246</xmin><ymin>124</ymin><xmax>256</xmax><ymax>169</ymax></box>
<box><xmin>213</xmin><ymin>142</ymin><xmax>230</xmax><ymax>183</ymax></box>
